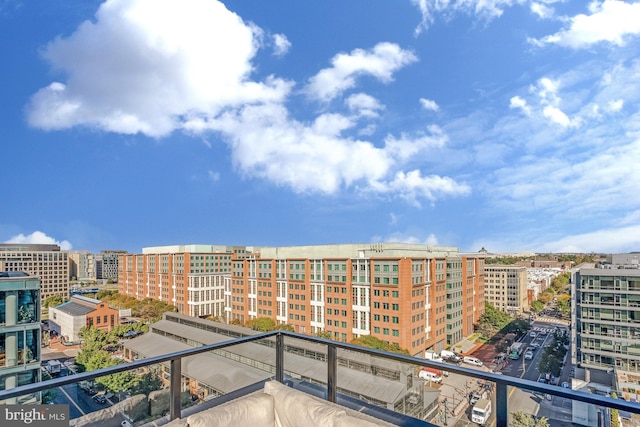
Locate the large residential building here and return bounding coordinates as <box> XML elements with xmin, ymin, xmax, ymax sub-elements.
<box><xmin>572</xmin><ymin>260</ymin><xmax>640</xmax><ymax>373</ymax></box>
<box><xmin>0</xmin><ymin>272</ymin><xmax>41</xmax><ymax>404</ymax></box>
<box><xmin>119</xmin><ymin>243</ymin><xmax>485</xmax><ymax>357</ymax></box>
<box><xmin>0</xmin><ymin>244</ymin><xmax>69</xmax><ymax>303</ymax></box>
<box><xmin>483</xmin><ymin>265</ymin><xmax>528</xmax><ymax>314</ymax></box>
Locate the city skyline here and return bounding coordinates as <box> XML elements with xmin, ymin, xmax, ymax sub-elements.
<box><xmin>1</xmin><ymin>0</ymin><xmax>639</xmax><ymax>254</ymax></box>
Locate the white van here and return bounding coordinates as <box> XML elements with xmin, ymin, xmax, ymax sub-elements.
<box><xmin>463</xmin><ymin>356</ymin><xmax>483</xmax><ymax>367</ymax></box>
<box><xmin>418</xmin><ymin>368</ymin><xmax>443</xmax><ymax>383</ymax></box>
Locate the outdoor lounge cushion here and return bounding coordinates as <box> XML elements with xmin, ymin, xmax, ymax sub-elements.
<box><xmin>186</xmin><ymin>391</ymin><xmax>275</xmax><ymax>427</ymax></box>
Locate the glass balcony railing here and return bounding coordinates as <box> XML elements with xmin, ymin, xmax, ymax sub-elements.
<box><xmin>1</xmin><ymin>330</ymin><xmax>640</xmax><ymax>427</ymax></box>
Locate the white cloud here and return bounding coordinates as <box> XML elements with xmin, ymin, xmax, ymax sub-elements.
<box><xmin>304</xmin><ymin>42</ymin><xmax>417</xmax><ymax>102</ymax></box>
<box><xmin>345</xmin><ymin>93</ymin><xmax>384</xmax><ymax>118</ymax></box>
<box><xmin>411</xmin><ymin>0</ymin><xmax>520</xmax><ymax>35</ymax></box>
<box><xmin>383</xmin><ymin>125</ymin><xmax>448</xmax><ymax>162</ymax></box>
<box><xmin>419</xmin><ymin>98</ymin><xmax>439</xmax><ymax>112</ymax></box>
<box><xmin>540</xmin><ymin>224</ymin><xmax>640</xmax><ymax>253</ymax></box>
<box><xmin>607</xmin><ymin>99</ymin><xmax>624</xmax><ymax>112</ymax></box>
<box><xmin>27</xmin><ymin>0</ymin><xmax>291</xmax><ymax>138</ymax></box>
<box><xmin>208</xmin><ymin>170</ymin><xmax>220</xmax><ymax>182</ymax></box>
<box><xmin>531</xmin><ymin>0</ymin><xmax>640</xmax><ymax>48</ymax></box>
<box><xmin>509</xmin><ymin>96</ymin><xmax>531</xmax><ymax>116</ymax></box>
<box><xmin>6</xmin><ymin>231</ymin><xmax>73</xmax><ymax>250</ymax></box>
<box><xmin>530</xmin><ymin>2</ymin><xmax>555</xmax><ymax>18</ymax></box>
<box><xmin>542</xmin><ymin>105</ymin><xmax>572</xmax><ymax>127</ymax></box>
<box><xmin>272</xmin><ymin>33</ymin><xmax>291</xmax><ymax>56</ymax></box>
<box><xmin>369</xmin><ymin>170</ymin><xmax>471</xmax><ymax>206</ymax></box>
<box><xmin>28</xmin><ymin>0</ymin><xmax>468</xmax><ymax>206</ymax></box>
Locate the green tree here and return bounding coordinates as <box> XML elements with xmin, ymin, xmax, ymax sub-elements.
<box><xmin>131</xmin><ymin>370</ymin><xmax>163</xmax><ymax>396</ymax></box>
<box><xmin>315</xmin><ymin>330</ymin><xmax>333</xmax><ymax>339</ymax></box>
<box><xmin>351</xmin><ymin>335</ymin><xmax>410</xmax><ymax>355</ymax></box>
<box><xmin>246</xmin><ymin>317</ymin><xmax>277</xmax><ymax>332</ymax></box>
<box><xmin>511</xmin><ymin>411</ymin><xmax>549</xmax><ymax>427</ymax></box>
<box><xmin>530</xmin><ymin>300</ymin><xmax>544</xmax><ymax>314</ymax></box>
<box><xmin>43</xmin><ymin>294</ymin><xmax>64</xmax><ymax>308</ymax></box>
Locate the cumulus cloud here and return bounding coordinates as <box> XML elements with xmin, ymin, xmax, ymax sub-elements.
<box><xmin>304</xmin><ymin>42</ymin><xmax>417</xmax><ymax>102</ymax></box>
<box><xmin>530</xmin><ymin>2</ymin><xmax>555</xmax><ymax>19</ymax></box>
<box><xmin>27</xmin><ymin>0</ymin><xmax>290</xmax><ymax>137</ymax></box>
<box><xmin>531</xmin><ymin>0</ymin><xmax>640</xmax><ymax>48</ymax></box>
<box><xmin>509</xmin><ymin>96</ymin><xmax>531</xmax><ymax>116</ymax></box>
<box><xmin>419</xmin><ymin>98</ymin><xmax>439</xmax><ymax>112</ymax></box>
<box><xmin>345</xmin><ymin>93</ymin><xmax>384</xmax><ymax>118</ymax></box>
<box><xmin>5</xmin><ymin>231</ymin><xmax>73</xmax><ymax>250</ymax></box>
<box><xmin>272</xmin><ymin>33</ymin><xmax>291</xmax><ymax>56</ymax></box>
<box><xmin>27</xmin><ymin>0</ymin><xmax>468</xmax><ymax>206</ymax></box>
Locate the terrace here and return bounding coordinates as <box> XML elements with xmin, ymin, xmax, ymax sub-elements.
<box><xmin>1</xmin><ymin>330</ymin><xmax>640</xmax><ymax>426</ymax></box>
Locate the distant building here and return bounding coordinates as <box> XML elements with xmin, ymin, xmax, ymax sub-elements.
<box><xmin>68</xmin><ymin>250</ymin><xmax>95</xmax><ymax>280</ymax></box>
<box><xmin>95</xmin><ymin>250</ymin><xmax>125</xmax><ymax>281</ymax></box>
<box><xmin>0</xmin><ymin>244</ymin><xmax>69</xmax><ymax>303</ymax></box>
<box><xmin>483</xmin><ymin>265</ymin><xmax>528</xmax><ymax>314</ymax></box>
<box><xmin>0</xmin><ymin>272</ymin><xmax>41</xmax><ymax>404</ymax></box>
<box><xmin>49</xmin><ymin>295</ymin><xmax>120</xmax><ymax>342</ymax></box>
<box><xmin>119</xmin><ymin>243</ymin><xmax>485</xmax><ymax>357</ymax></box>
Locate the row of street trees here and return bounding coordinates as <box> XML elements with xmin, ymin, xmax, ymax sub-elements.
<box><xmin>75</xmin><ymin>323</ymin><xmax>158</xmax><ymax>395</ymax></box>
<box><xmin>530</xmin><ymin>273</ymin><xmax>571</xmax><ymax>316</ymax></box>
<box><xmin>537</xmin><ymin>328</ymin><xmax>570</xmax><ymax>378</ymax></box>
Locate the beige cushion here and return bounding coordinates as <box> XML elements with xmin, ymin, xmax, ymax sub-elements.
<box><xmin>264</xmin><ymin>380</ymin><xmax>346</xmax><ymax>427</ymax></box>
<box><xmin>186</xmin><ymin>392</ymin><xmax>275</xmax><ymax>427</ymax></box>
<box><xmin>335</xmin><ymin>414</ymin><xmax>387</xmax><ymax>427</ymax></box>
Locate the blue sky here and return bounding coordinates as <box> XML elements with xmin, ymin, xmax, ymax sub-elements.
<box><xmin>1</xmin><ymin>0</ymin><xmax>639</xmax><ymax>254</ymax></box>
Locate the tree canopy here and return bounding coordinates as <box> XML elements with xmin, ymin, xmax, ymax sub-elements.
<box><xmin>350</xmin><ymin>335</ymin><xmax>410</xmax><ymax>355</ymax></box>
<box><xmin>511</xmin><ymin>411</ymin><xmax>549</xmax><ymax>427</ymax></box>
<box><xmin>96</xmin><ymin>291</ymin><xmax>177</xmax><ymax>322</ymax></box>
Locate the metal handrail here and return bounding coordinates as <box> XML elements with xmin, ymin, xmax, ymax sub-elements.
<box><xmin>1</xmin><ymin>329</ymin><xmax>640</xmax><ymax>427</ymax></box>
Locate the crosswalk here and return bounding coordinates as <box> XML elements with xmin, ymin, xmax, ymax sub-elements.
<box><xmin>534</xmin><ymin>316</ymin><xmax>569</xmax><ymax>325</ymax></box>
<box><xmin>531</xmin><ymin>326</ymin><xmax>556</xmax><ymax>334</ymax></box>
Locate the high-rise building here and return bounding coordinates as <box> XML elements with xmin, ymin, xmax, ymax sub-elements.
<box><xmin>119</xmin><ymin>243</ymin><xmax>485</xmax><ymax>357</ymax></box>
<box><xmin>572</xmin><ymin>262</ymin><xmax>640</xmax><ymax>373</ymax></box>
<box><xmin>68</xmin><ymin>250</ymin><xmax>94</xmax><ymax>280</ymax></box>
<box><xmin>483</xmin><ymin>265</ymin><xmax>528</xmax><ymax>314</ymax></box>
<box><xmin>96</xmin><ymin>250</ymin><xmax>126</xmax><ymax>281</ymax></box>
<box><xmin>0</xmin><ymin>272</ymin><xmax>41</xmax><ymax>404</ymax></box>
<box><xmin>0</xmin><ymin>244</ymin><xmax>69</xmax><ymax>303</ymax></box>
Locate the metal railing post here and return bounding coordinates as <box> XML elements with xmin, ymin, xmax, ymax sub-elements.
<box><xmin>495</xmin><ymin>381</ymin><xmax>508</xmax><ymax>427</ymax></box>
<box><xmin>276</xmin><ymin>333</ymin><xmax>284</xmax><ymax>382</ymax></box>
<box><xmin>169</xmin><ymin>357</ymin><xmax>182</xmax><ymax>421</ymax></box>
<box><xmin>327</xmin><ymin>343</ymin><xmax>337</xmax><ymax>403</ymax></box>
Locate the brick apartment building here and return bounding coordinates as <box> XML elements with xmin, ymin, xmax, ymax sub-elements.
<box><xmin>119</xmin><ymin>243</ymin><xmax>485</xmax><ymax>357</ymax></box>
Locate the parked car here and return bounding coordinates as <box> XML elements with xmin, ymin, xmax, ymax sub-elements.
<box><xmin>529</xmin><ymin>331</ymin><xmax>537</xmax><ymax>338</ymax></box>
<box><xmin>93</xmin><ymin>395</ymin><xmax>106</xmax><ymax>404</ymax></box>
<box><xmin>463</xmin><ymin>356</ymin><xmax>483</xmax><ymax>367</ymax></box>
<box><xmin>561</xmin><ymin>382</ymin><xmax>570</xmax><ymax>388</ymax></box>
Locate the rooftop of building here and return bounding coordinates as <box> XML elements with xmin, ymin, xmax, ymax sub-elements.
<box><xmin>138</xmin><ymin>242</ymin><xmax>475</xmax><ymax>259</ymax></box>
<box><xmin>0</xmin><ymin>271</ymin><xmax>30</xmax><ymax>277</ymax></box>
<box><xmin>53</xmin><ymin>295</ymin><xmax>106</xmax><ymax>316</ymax></box>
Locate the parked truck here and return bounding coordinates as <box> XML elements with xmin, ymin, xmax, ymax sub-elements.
<box><xmin>471</xmin><ymin>398</ymin><xmax>492</xmax><ymax>425</ymax></box>
<box><xmin>509</xmin><ymin>342</ymin><xmax>526</xmax><ymax>360</ymax></box>
<box><xmin>45</xmin><ymin>360</ymin><xmax>62</xmax><ymax>375</ymax></box>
